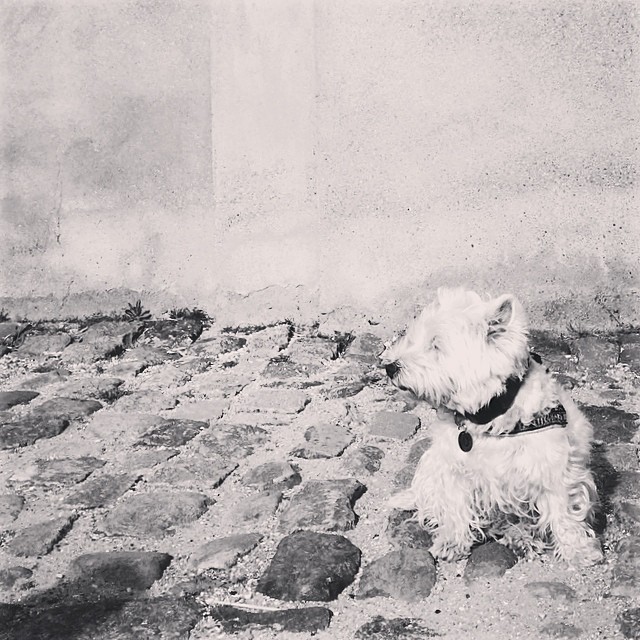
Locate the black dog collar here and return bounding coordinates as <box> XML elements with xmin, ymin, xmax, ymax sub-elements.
<box><xmin>456</xmin><ymin>404</ymin><xmax>568</xmax><ymax>452</ymax></box>
<box><xmin>462</xmin><ymin>372</ymin><xmax>525</xmax><ymax>425</ymax></box>
<box><xmin>454</xmin><ymin>354</ymin><xmax>567</xmax><ymax>452</ymax></box>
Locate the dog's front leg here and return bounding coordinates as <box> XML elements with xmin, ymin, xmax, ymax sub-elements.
<box><xmin>410</xmin><ymin>452</ymin><xmax>478</xmax><ymax>561</ymax></box>
<box><xmin>537</xmin><ymin>489</ymin><xmax>603</xmax><ymax>566</ymax></box>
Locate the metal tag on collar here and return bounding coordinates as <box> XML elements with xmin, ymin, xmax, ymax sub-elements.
<box><xmin>458</xmin><ymin>429</ymin><xmax>473</xmax><ymax>452</ymax></box>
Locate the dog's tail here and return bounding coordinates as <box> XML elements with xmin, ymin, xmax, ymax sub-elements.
<box><xmin>387</xmin><ymin>488</ymin><xmax>418</xmax><ymax>511</ymax></box>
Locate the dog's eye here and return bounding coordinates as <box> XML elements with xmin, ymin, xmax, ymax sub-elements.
<box><xmin>430</xmin><ymin>337</ymin><xmax>440</xmax><ymax>351</ymax></box>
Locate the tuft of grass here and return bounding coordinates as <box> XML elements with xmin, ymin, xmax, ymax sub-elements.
<box><xmin>123</xmin><ymin>300</ymin><xmax>152</xmax><ymax>322</ymax></box>
<box><xmin>283</xmin><ymin>318</ymin><xmax>296</xmax><ymax>341</ymax></box>
<box><xmin>333</xmin><ymin>332</ymin><xmax>355</xmax><ymax>359</ymax></box>
<box><xmin>0</xmin><ymin>309</ymin><xmax>10</xmax><ymax>322</ymax></box>
<box><xmin>168</xmin><ymin>307</ymin><xmax>213</xmax><ymax>327</ymax></box>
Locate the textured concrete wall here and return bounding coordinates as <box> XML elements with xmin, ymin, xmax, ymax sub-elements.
<box><xmin>1</xmin><ymin>1</ymin><xmax>638</xmax><ymax>324</ymax></box>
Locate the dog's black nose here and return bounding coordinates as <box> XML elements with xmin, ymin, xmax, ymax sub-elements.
<box><xmin>385</xmin><ymin>362</ymin><xmax>400</xmax><ymax>379</ymax></box>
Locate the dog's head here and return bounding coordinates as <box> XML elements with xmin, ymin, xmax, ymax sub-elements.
<box><xmin>381</xmin><ymin>288</ymin><xmax>529</xmax><ymax>414</ymax></box>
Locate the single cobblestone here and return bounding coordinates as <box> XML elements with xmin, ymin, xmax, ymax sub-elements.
<box><xmin>355</xmin><ymin>615</ymin><xmax>439</xmax><ymax>639</ymax></box>
<box><xmin>347</xmin><ymin>333</ymin><xmax>385</xmax><ymax>363</ymax></box>
<box><xmin>101</xmin><ymin>491</ymin><xmax>212</xmax><ymax>538</ymax></box>
<box><xmin>112</xmin><ymin>345</ymin><xmax>180</xmax><ymax>377</ymax></box>
<box><xmin>326</xmin><ymin>378</ymin><xmax>367</xmax><ymax>399</ymax></box>
<box><xmin>0</xmin><ymin>390</ymin><xmax>39</xmax><ymax>410</ymax></box>
<box><xmin>617</xmin><ymin>503</ymin><xmax>640</xmax><ymax>533</ymax></box>
<box><xmin>166</xmin><ymin>399</ymin><xmax>228</xmax><ymax>422</ymax></box>
<box><xmin>406</xmin><ymin>437</ymin><xmax>432</xmax><ymax>464</ymax></box>
<box><xmin>263</xmin><ymin>358</ymin><xmax>321</xmax><ymax>379</ymax></box>
<box><xmin>540</xmin><ymin>621</ymin><xmax>583</xmax><ymax>638</ymax></box>
<box><xmin>611</xmin><ymin>537</ymin><xmax>640</xmax><ymax>597</ymax></box>
<box><xmin>278</xmin><ymin>478</ymin><xmax>366</xmax><ymax>532</ymax></box>
<box><xmin>197</xmin><ymin>423</ymin><xmax>269</xmax><ymax>458</ymax></box>
<box><xmin>0</xmin><ymin>415</ymin><xmax>70</xmax><ymax>449</ymax></box>
<box><xmin>63</xmin><ymin>472</ymin><xmax>140</xmax><ymax>508</ymax></box>
<box><xmin>112</xmin><ymin>390</ymin><xmax>178</xmax><ymax>412</ymax></box>
<box><xmin>237</xmin><ymin>324</ymin><xmax>292</xmax><ymax>355</ymax></box>
<box><xmin>581</xmin><ymin>404</ymin><xmax>639</xmax><ymax>443</ymax></box>
<box><xmin>242</xmin><ymin>460</ymin><xmax>301</xmax><ymax>491</ymax></box>
<box><xmin>16</xmin><ymin>368</ymin><xmax>71</xmax><ymax>389</ymax></box>
<box><xmin>150</xmin><ymin>453</ymin><xmax>238</xmax><ymax>488</ymax></box>
<box><xmin>6</xmin><ymin>513</ymin><xmax>77</xmax><ymax>557</ymax></box>
<box><xmin>68</xmin><ymin>551</ymin><xmax>172</xmax><ymax>592</ymax></box>
<box><xmin>291</xmin><ymin>423</ymin><xmax>354</xmax><ymax>459</ymax></box>
<box><xmin>236</xmin><ymin>491</ymin><xmax>283</xmax><ymax>523</ymax></box>
<box><xmin>257</xmin><ymin>530</ymin><xmax>361</xmax><ymax>602</ymax></box>
<box><xmin>31</xmin><ymin>397</ymin><xmax>103</xmax><ymax>421</ymax></box>
<box><xmin>343</xmin><ymin>444</ymin><xmax>385</xmax><ymax>475</ymax></box>
<box><xmin>209</xmin><ymin>603</ymin><xmax>333</xmax><ymax>634</ymax></box>
<box><xmin>0</xmin><ymin>566</ymin><xmax>32</xmax><ymax>589</ymax></box>
<box><xmin>11</xmin><ymin>457</ymin><xmax>105</xmax><ymax>486</ymax></box>
<box><xmin>387</xmin><ymin>510</ymin><xmax>433</xmax><ymax>549</ymax></box>
<box><xmin>55</xmin><ymin>377</ymin><xmax>124</xmax><ymax>401</ymax></box>
<box><xmin>612</xmin><ymin>471</ymin><xmax>640</xmax><ymax>503</ymax></box>
<box><xmin>394</xmin><ymin>465</ymin><xmax>417</xmax><ymax>489</ymax></box>
<box><xmin>369</xmin><ymin>411</ymin><xmax>421</xmax><ymax>440</ymax></box>
<box><xmin>604</xmin><ymin>443</ymin><xmax>640</xmax><ymax>471</ymax></box>
<box><xmin>61</xmin><ymin>320</ymin><xmax>144</xmax><ymax>363</ymax></box>
<box><xmin>358</xmin><ymin>549</ymin><xmax>437</xmax><ymax>602</ymax></box>
<box><xmin>189</xmin><ymin>333</ymin><xmax>247</xmax><ymax>357</ymax></box>
<box><xmin>464</xmin><ymin>542</ymin><xmax>518</xmax><ymax>583</ymax></box>
<box><xmin>15</xmin><ymin>333</ymin><xmax>72</xmax><ymax>356</ymax></box>
<box><xmin>0</xmin><ymin>494</ymin><xmax>25</xmax><ymax>521</ymax></box>
<box><xmin>571</xmin><ymin>335</ymin><xmax>620</xmax><ymax>369</ymax></box>
<box><xmin>124</xmin><ymin>448</ymin><xmax>179</xmax><ymax>470</ymax></box>
<box><xmin>235</xmin><ymin>387</ymin><xmax>310</xmax><ymax>414</ymax></box>
<box><xmin>135</xmin><ymin>364</ymin><xmax>192</xmax><ymax>389</ymax></box>
<box><xmin>525</xmin><ymin>581</ymin><xmax>576</xmax><ymax>601</ymax></box>
<box><xmin>85</xmin><ymin>412</ymin><xmax>166</xmax><ymax>438</ymax></box>
<box><xmin>189</xmin><ymin>532</ymin><xmax>262</xmax><ymax>571</ymax></box>
<box><xmin>137</xmin><ymin>418</ymin><xmax>208</xmax><ymax>447</ymax></box>
<box><xmin>1</xmin><ymin>596</ymin><xmax>203</xmax><ymax>640</ymax></box>
<box><xmin>620</xmin><ymin>333</ymin><xmax>640</xmax><ymax>374</ymax></box>
<box><xmin>529</xmin><ymin>330</ymin><xmax>572</xmax><ymax>358</ymax></box>
<box><xmin>286</xmin><ymin>336</ymin><xmax>337</xmax><ymax>363</ymax></box>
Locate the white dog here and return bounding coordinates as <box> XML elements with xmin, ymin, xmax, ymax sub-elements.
<box><xmin>382</xmin><ymin>288</ymin><xmax>603</xmax><ymax>566</ymax></box>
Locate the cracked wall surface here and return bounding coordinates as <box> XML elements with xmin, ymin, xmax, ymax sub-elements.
<box><xmin>0</xmin><ymin>0</ymin><xmax>638</xmax><ymax>325</ymax></box>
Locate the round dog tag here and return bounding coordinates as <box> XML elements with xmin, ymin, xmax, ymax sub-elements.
<box><xmin>458</xmin><ymin>430</ymin><xmax>473</xmax><ymax>452</ymax></box>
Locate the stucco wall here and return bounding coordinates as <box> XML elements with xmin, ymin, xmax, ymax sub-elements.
<box><xmin>1</xmin><ymin>0</ymin><xmax>638</xmax><ymax>325</ymax></box>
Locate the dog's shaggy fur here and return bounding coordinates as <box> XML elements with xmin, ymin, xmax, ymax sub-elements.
<box><xmin>382</xmin><ymin>288</ymin><xmax>603</xmax><ymax>566</ymax></box>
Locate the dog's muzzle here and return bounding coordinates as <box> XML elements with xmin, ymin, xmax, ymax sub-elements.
<box><xmin>385</xmin><ymin>361</ymin><xmax>401</xmax><ymax>379</ymax></box>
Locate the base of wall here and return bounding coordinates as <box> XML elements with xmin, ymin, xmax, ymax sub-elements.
<box><xmin>1</xmin><ymin>281</ymin><xmax>638</xmax><ymax>337</ymax></box>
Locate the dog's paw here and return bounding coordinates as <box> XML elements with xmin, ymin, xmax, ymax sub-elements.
<box><xmin>429</xmin><ymin>537</ymin><xmax>471</xmax><ymax>562</ymax></box>
<box><xmin>560</xmin><ymin>537</ymin><xmax>604</xmax><ymax>567</ymax></box>
<box><xmin>573</xmin><ymin>539</ymin><xmax>604</xmax><ymax>567</ymax></box>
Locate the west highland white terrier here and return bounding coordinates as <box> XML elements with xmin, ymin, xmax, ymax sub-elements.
<box><xmin>382</xmin><ymin>288</ymin><xmax>603</xmax><ymax>566</ymax></box>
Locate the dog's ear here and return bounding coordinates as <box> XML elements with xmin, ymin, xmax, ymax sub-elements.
<box><xmin>486</xmin><ymin>294</ymin><xmax>515</xmax><ymax>338</ymax></box>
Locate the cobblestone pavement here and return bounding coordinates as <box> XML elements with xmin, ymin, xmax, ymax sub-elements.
<box><xmin>0</xmin><ymin>314</ymin><xmax>639</xmax><ymax>639</ymax></box>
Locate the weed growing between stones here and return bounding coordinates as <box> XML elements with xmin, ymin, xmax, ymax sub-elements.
<box><xmin>123</xmin><ymin>300</ymin><xmax>153</xmax><ymax>322</ymax></box>
<box><xmin>333</xmin><ymin>332</ymin><xmax>355</xmax><ymax>359</ymax></box>
<box><xmin>168</xmin><ymin>307</ymin><xmax>214</xmax><ymax>328</ymax></box>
